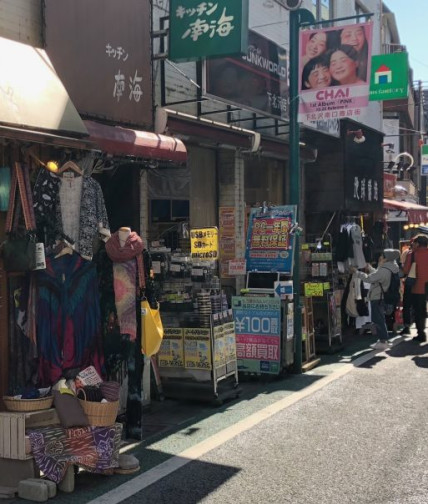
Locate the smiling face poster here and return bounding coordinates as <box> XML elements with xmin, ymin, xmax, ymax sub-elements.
<box><xmin>298</xmin><ymin>22</ymin><xmax>373</xmax><ymax>123</ymax></box>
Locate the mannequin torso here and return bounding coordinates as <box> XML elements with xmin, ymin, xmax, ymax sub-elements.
<box><xmin>119</xmin><ymin>227</ymin><xmax>131</xmax><ymax>247</ymax></box>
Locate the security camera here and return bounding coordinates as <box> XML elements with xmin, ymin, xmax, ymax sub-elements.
<box><xmin>278</xmin><ymin>0</ymin><xmax>303</xmax><ymax>10</ymax></box>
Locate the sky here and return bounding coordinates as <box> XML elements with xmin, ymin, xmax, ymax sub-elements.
<box><xmin>384</xmin><ymin>0</ymin><xmax>428</xmax><ymax>84</ymax></box>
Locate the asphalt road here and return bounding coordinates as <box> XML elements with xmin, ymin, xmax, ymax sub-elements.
<box><xmin>115</xmin><ymin>339</ymin><xmax>428</xmax><ymax>504</ymax></box>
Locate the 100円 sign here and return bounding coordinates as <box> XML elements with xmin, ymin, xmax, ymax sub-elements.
<box><xmin>168</xmin><ymin>0</ymin><xmax>249</xmax><ymax>62</ymax></box>
<box><xmin>190</xmin><ymin>227</ymin><xmax>219</xmax><ymax>260</ymax></box>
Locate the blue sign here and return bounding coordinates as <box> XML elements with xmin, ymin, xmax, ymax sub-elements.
<box><xmin>274</xmin><ymin>281</ymin><xmax>293</xmax><ymax>298</ymax></box>
<box><xmin>245</xmin><ymin>205</ymin><xmax>296</xmax><ymax>274</ymax></box>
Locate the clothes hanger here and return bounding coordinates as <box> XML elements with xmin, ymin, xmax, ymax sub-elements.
<box><xmin>58</xmin><ymin>160</ymin><xmax>83</xmax><ymax>176</ymax></box>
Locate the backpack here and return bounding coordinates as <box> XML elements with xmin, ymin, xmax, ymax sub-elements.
<box><xmin>380</xmin><ymin>269</ymin><xmax>401</xmax><ymax>315</ymax></box>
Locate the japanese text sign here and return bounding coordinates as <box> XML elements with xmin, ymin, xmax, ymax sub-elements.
<box><xmin>299</xmin><ymin>22</ymin><xmax>373</xmax><ymax>122</ymax></box>
<box><xmin>245</xmin><ymin>205</ymin><xmax>296</xmax><ymax>274</ymax></box>
<box><xmin>169</xmin><ymin>0</ymin><xmax>249</xmax><ymax>62</ymax></box>
<box><xmin>232</xmin><ymin>296</ymin><xmax>281</xmax><ymax>375</ymax></box>
<box><xmin>369</xmin><ymin>52</ymin><xmax>409</xmax><ymax>101</ymax></box>
<box><xmin>190</xmin><ymin>227</ymin><xmax>219</xmax><ymax>260</ymax></box>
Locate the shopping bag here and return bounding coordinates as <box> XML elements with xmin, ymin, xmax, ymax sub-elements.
<box><xmin>1</xmin><ymin>232</ymin><xmax>37</xmax><ymax>272</ymax></box>
<box><xmin>140</xmin><ymin>299</ymin><xmax>164</xmax><ymax>356</ymax></box>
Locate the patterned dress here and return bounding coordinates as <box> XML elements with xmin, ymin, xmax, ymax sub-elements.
<box><xmin>36</xmin><ymin>254</ymin><xmax>104</xmax><ymax>386</ymax></box>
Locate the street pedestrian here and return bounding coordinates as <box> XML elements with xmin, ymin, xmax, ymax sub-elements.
<box><xmin>402</xmin><ymin>234</ymin><xmax>428</xmax><ymax>342</ymax></box>
<box><xmin>350</xmin><ymin>248</ymin><xmax>400</xmax><ymax>350</ymax></box>
<box><xmin>400</xmin><ymin>238</ymin><xmax>416</xmax><ymax>335</ymax></box>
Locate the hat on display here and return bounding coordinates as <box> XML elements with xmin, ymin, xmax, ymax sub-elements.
<box><xmin>383</xmin><ymin>249</ymin><xmax>400</xmax><ymax>262</ymax></box>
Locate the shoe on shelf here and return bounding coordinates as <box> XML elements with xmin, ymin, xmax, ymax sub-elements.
<box><xmin>399</xmin><ymin>327</ymin><xmax>410</xmax><ymax>335</ymax></box>
<box><xmin>370</xmin><ymin>340</ymin><xmax>390</xmax><ymax>350</ymax></box>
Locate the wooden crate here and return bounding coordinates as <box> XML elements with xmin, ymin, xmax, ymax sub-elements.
<box><xmin>0</xmin><ymin>408</ymin><xmax>59</xmax><ymax>460</ymax></box>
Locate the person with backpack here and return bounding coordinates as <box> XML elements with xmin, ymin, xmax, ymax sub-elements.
<box><xmin>402</xmin><ymin>234</ymin><xmax>428</xmax><ymax>342</ymax></box>
<box><xmin>350</xmin><ymin>248</ymin><xmax>401</xmax><ymax>350</ymax></box>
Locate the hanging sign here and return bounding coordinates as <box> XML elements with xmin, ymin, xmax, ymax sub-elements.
<box><xmin>298</xmin><ymin>22</ymin><xmax>373</xmax><ymax>122</ymax></box>
<box><xmin>369</xmin><ymin>52</ymin><xmax>409</xmax><ymax>101</ymax></box>
<box><xmin>421</xmin><ymin>145</ymin><xmax>428</xmax><ymax>176</ymax></box>
<box><xmin>190</xmin><ymin>227</ymin><xmax>218</xmax><ymax>260</ymax></box>
<box><xmin>245</xmin><ymin>205</ymin><xmax>296</xmax><ymax>274</ymax></box>
<box><xmin>169</xmin><ymin>0</ymin><xmax>249</xmax><ymax>62</ymax></box>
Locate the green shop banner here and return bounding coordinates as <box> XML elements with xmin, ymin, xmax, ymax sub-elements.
<box><xmin>421</xmin><ymin>145</ymin><xmax>428</xmax><ymax>176</ymax></box>
<box><xmin>169</xmin><ymin>0</ymin><xmax>249</xmax><ymax>62</ymax></box>
<box><xmin>369</xmin><ymin>52</ymin><xmax>408</xmax><ymax>101</ymax></box>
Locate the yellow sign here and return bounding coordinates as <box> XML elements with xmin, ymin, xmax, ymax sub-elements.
<box><xmin>304</xmin><ymin>282</ymin><xmax>324</xmax><ymax>297</ymax></box>
<box><xmin>184</xmin><ymin>328</ymin><xmax>212</xmax><ymax>370</ymax></box>
<box><xmin>190</xmin><ymin>227</ymin><xmax>219</xmax><ymax>260</ymax></box>
<box><xmin>157</xmin><ymin>328</ymin><xmax>184</xmax><ymax>368</ymax></box>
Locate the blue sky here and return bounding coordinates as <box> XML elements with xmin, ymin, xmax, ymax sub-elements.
<box><xmin>384</xmin><ymin>0</ymin><xmax>428</xmax><ymax>84</ymax></box>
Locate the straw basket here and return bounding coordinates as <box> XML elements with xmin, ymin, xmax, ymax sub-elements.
<box><xmin>78</xmin><ymin>389</ymin><xmax>119</xmax><ymax>427</ymax></box>
<box><xmin>3</xmin><ymin>395</ymin><xmax>53</xmax><ymax>412</ymax></box>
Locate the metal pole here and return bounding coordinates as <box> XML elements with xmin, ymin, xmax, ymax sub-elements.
<box><xmin>289</xmin><ymin>9</ymin><xmax>302</xmax><ymax>373</ymax></box>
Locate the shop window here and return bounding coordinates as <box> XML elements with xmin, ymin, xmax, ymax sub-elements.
<box><xmin>150</xmin><ymin>199</ymin><xmax>189</xmax><ymax>223</ymax></box>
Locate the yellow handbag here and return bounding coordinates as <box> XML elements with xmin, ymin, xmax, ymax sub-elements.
<box><xmin>140</xmin><ymin>299</ymin><xmax>164</xmax><ymax>356</ymax></box>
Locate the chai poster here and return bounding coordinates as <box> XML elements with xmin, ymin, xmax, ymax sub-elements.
<box><xmin>298</xmin><ymin>22</ymin><xmax>373</xmax><ymax>122</ymax></box>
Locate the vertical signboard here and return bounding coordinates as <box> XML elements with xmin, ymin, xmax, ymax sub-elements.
<box><xmin>422</xmin><ymin>145</ymin><xmax>428</xmax><ymax>176</ymax></box>
<box><xmin>299</xmin><ymin>22</ymin><xmax>373</xmax><ymax>122</ymax></box>
<box><xmin>44</xmin><ymin>0</ymin><xmax>152</xmax><ymax>127</ymax></box>
<box><xmin>232</xmin><ymin>296</ymin><xmax>281</xmax><ymax>375</ymax></box>
<box><xmin>205</xmin><ymin>29</ymin><xmax>288</xmax><ymax>119</ymax></box>
<box><xmin>219</xmin><ymin>207</ymin><xmax>236</xmax><ymax>278</ymax></box>
<box><xmin>190</xmin><ymin>227</ymin><xmax>219</xmax><ymax>260</ymax></box>
<box><xmin>169</xmin><ymin>0</ymin><xmax>249</xmax><ymax>62</ymax></box>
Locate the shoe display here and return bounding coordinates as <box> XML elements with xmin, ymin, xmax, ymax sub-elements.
<box><xmin>370</xmin><ymin>340</ymin><xmax>389</xmax><ymax>350</ymax></box>
<box><xmin>399</xmin><ymin>327</ymin><xmax>410</xmax><ymax>335</ymax></box>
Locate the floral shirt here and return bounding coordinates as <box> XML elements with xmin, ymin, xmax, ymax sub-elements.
<box><xmin>33</xmin><ymin>169</ymin><xmax>110</xmax><ymax>260</ymax></box>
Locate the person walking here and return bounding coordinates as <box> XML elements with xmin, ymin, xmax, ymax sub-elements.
<box><xmin>402</xmin><ymin>234</ymin><xmax>428</xmax><ymax>342</ymax></box>
<box><xmin>350</xmin><ymin>249</ymin><xmax>400</xmax><ymax>350</ymax></box>
<box><xmin>400</xmin><ymin>239</ymin><xmax>416</xmax><ymax>335</ymax></box>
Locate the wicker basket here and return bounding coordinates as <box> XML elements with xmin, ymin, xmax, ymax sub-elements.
<box><xmin>3</xmin><ymin>395</ymin><xmax>53</xmax><ymax>412</ymax></box>
<box><xmin>78</xmin><ymin>389</ymin><xmax>119</xmax><ymax>427</ymax></box>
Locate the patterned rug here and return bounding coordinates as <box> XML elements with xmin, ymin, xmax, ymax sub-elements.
<box><xmin>28</xmin><ymin>423</ymin><xmax>122</xmax><ymax>483</ymax></box>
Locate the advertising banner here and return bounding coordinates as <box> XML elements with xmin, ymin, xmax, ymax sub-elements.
<box><xmin>369</xmin><ymin>52</ymin><xmax>409</xmax><ymax>101</ymax></box>
<box><xmin>245</xmin><ymin>205</ymin><xmax>296</xmax><ymax>274</ymax></box>
<box><xmin>158</xmin><ymin>328</ymin><xmax>185</xmax><ymax>368</ymax></box>
<box><xmin>184</xmin><ymin>328</ymin><xmax>212</xmax><ymax>370</ymax></box>
<box><xmin>169</xmin><ymin>0</ymin><xmax>249</xmax><ymax>62</ymax></box>
<box><xmin>232</xmin><ymin>296</ymin><xmax>281</xmax><ymax>375</ymax></box>
<box><xmin>205</xmin><ymin>29</ymin><xmax>288</xmax><ymax>119</ymax></box>
<box><xmin>298</xmin><ymin>22</ymin><xmax>373</xmax><ymax>122</ymax></box>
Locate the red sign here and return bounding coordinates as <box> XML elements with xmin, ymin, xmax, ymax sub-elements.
<box><xmin>384</xmin><ymin>173</ymin><xmax>397</xmax><ymax>199</ymax></box>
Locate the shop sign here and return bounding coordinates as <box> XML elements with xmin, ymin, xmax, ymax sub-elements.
<box><xmin>274</xmin><ymin>281</ymin><xmax>293</xmax><ymax>299</ymax></box>
<box><xmin>44</xmin><ymin>0</ymin><xmax>152</xmax><ymax>128</ymax></box>
<box><xmin>205</xmin><ymin>29</ymin><xmax>288</xmax><ymax>119</ymax></box>
<box><xmin>213</xmin><ymin>325</ymin><xmax>226</xmax><ymax>375</ymax></box>
<box><xmin>190</xmin><ymin>227</ymin><xmax>218</xmax><ymax>260</ymax></box>
<box><xmin>299</xmin><ymin>22</ymin><xmax>373</xmax><ymax>122</ymax></box>
<box><xmin>304</xmin><ymin>283</ymin><xmax>324</xmax><ymax>297</ymax></box>
<box><xmin>302</xmin><ymin>118</ymin><xmax>340</xmax><ymax>138</ymax></box>
<box><xmin>219</xmin><ymin>207</ymin><xmax>236</xmax><ymax>278</ymax></box>
<box><xmin>245</xmin><ymin>205</ymin><xmax>296</xmax><ymax>274</ymax></box>
<box><xmin>169</xmin><ymin>0</ymin><xmax>249</xmax><ymax>62</ymax></box>
<box><xmin>184</xmin><ymin>328</ymin><xmax>212</xmax><ymax>370</ymax></box>
<box><xmin>158</xmin><ymin>328</ymin><xmax>185</xmax><ymax>368</ymax></box>
<box><xmin>421</xmin><ymin>145</ymin><xmax>428</xmax><ymax>176</ymax></box>
<box><xmin>369</xmin><ymin>52</ymin><xmax>409</xmax><ymax>101</ymax></box>
<box><xmin>228</xmin><ymin>259</ymin><xmax>246</xmax><ymax>276</ymax></box>
<box><xmin>384</xmin><ymin>173</ymin><xmax>397</xmax><ymax>199</ymax></box>
<box><xmin>232</xmin><ymin>296</ymin><xmax>281</xmax><ymax>375</ymax></box>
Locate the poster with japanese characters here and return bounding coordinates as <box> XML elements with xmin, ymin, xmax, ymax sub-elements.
<box><xmin>232</xmin><ymin>296</ymin><xmax>281</xmax><ymax>375</ymax></box>
<box><xmin>190</xmin><ymin>227</ymin><xmax>219</xmax><ymax>260</ymax></box>
<box><xmin>184</xmin><ymin>328</ymin><xmax>212</xmax><ymax>371</ymax></box>
<box><xmin>169</xmin><ymin>0</ymin><xmax>249</xmax><ymax>62</ymax></box>
<box><xmin>245</xmin><ymin>205</ymin><xmax>296</xmax><ymax>274</ymax></box>
<box><xmin>298</xmin><ymin>22</ymin><xmax>373</xmax><ymax>122</ymax></box>
<box><xmin>157</xmin><ymin>328</ymin><xmax>185</xmax><ymax>368</ymax></box>
<box><xmin>205</xmin><ymin>29</ymin><xmax>288</xmax><ymax>120</ymax></box>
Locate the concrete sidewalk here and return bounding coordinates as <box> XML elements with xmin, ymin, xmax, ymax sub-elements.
<box><xmin>32</xmin><ymin>328</ymin><xmax>414</xmax><ymax>504</ymax></box>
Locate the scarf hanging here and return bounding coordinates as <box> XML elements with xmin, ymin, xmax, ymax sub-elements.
<box><xmin>105</xmin><ymin>231</ymin><xmax>146</xmax><ymax>341</ymax></box>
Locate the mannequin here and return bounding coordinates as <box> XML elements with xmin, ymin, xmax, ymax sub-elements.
<box><xmin>119</xmin><ymin>227</ymin><xmax>131</xmax><ymax>247</ymax></box>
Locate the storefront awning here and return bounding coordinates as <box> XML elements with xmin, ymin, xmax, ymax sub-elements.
<box><xmin>384</xmin><ymin>198</ymin><xmax>428</xmax><ymax>224</ymax></box>
<box><xmin>0</xmin><ymin>37</ymin><xmax>88</xmax><ymax>137</ymax></box>
<box><xmin>83</xmin><ymin>120</ymin><xmax>187</xmax><ymax>164</ymax></box>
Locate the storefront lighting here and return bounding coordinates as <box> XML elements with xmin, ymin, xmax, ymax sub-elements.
<box><xmin>46</xmin><ymin>160</ymin><xmax>59</xmax><ymax>173</ymax></box>
<box><xmin>403</xmin><ymin>224</ymin><xmax>409</xmax><ymax>230</ymax></box>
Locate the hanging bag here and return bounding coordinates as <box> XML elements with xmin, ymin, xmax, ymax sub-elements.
<box><xmin>140</xmin><ymin>298</ymin><xmax>164</xmax><ymax>356</ymax></box>
<box><xmin>1</xmin><ymin>162</ymin><xmax>37</xmax><ymax>272</ymax></box>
